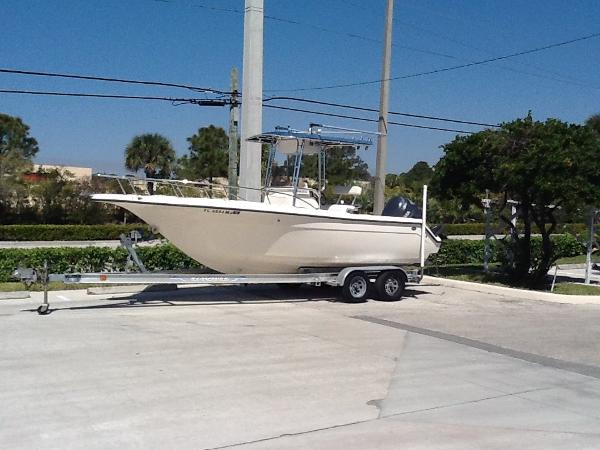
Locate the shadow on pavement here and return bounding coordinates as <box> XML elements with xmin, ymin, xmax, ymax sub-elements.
<box><xmin>22</xmin><ymin>284</ymin><xmax>430</xmax><ymax>314</ymax></box>
<box><xmin>22</xmin><ymin>284</ymin><xmax>339</xmax><ymax>313</ymax></box>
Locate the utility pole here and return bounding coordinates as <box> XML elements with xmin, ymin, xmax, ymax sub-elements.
<box><xmin>239</xmin><ymin>0</ymin><xmax>264</xmax><ymax>202</ymax></box>
<box><xmin>585</xmin><ymin>208</ymin><xmax>596</xmax><ymax>285</ymax></box>
<box><xmin>482</xmin><ymin>191</ymin><xmax>492</xmax><ymax>273</ymax></box>
<box><xmin>228</xmin><ymin>68</ymin><xmax>239</xmax><ymax>199</ymax></box>
<box><xmin>373</xmin><ymin>0</ymin><xmax>394</xmax><ymax>215</ymax></box>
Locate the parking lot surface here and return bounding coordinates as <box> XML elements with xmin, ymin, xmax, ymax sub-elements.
<box><xmin>1</xmin><ymin>282</ymin><xmax>600</xmax><ymax>449</ymax></box>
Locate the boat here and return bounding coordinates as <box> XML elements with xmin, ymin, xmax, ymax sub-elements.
<box><xmin>93</xmin><ymin>125</ymin><xmax>441</xmax><ymax>274</ymax></box>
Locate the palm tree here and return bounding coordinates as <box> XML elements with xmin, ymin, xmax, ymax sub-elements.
<box><xmin>125</xmin><ymin>133</ymin><xmax>176</xmax><ymax>194</ymax></box>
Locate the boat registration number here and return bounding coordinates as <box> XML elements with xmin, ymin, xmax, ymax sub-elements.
<box><xmin>203</xmin><ymin>208</ymin><xmax>241</xmax><ymax>215</ymax></box>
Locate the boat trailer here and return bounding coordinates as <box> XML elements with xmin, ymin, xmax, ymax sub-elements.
<box><xmin>14</xmin><ymin>260</ymin><xmax>422</xmax><ymax>315</ymax></box>
<box><xmin>14</xmin><ymin>185</ymin><xmax>431</xmax><ymax>314</ymax></box>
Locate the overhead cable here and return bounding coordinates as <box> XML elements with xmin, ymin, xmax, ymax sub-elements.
<box><xmin>0</xmin><ymin>68</ymin><xmax>229</xmax><ymax>95</ymax></box>
<box><xmin>263</xmin><ymin>104</ymin><xmax>473</xmax><ymax>134</ymax></box>
<box><xmin>264</xmin><ymin>96</ymin><xmax>498</xmax><ymax>127</ymax></box>
<box><xmin>0</xmin><ymin>89</ymin><xmax>480</xmax><ymax>133</ymax></box>
<box><xmin>267</xmin><ymin>31</ymin><xmax>600</xmax><ymax>92</ymax></box>
<box><xmin>0</xmin><ymin>89</ymin><xmax>227</xmax><ymax>105</ymax></box>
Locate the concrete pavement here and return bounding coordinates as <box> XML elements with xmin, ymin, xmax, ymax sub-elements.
<box><xmin>553</xmin><ymin>264</ymin><xmax>600</xmax><ymax>285</ymax></box>
<box><xmin>1</xmin><ymin>283</ymin><xmax>600</xmax><ymax>449</ymax></box>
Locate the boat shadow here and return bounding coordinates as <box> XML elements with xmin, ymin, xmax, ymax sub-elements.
<box><xmin>23</xmin><ymin>285</ymin><xmax>338</xmax><ymax>314</ymax></box>
<box><xmin>23</xmin><ymin>285</ymin><xmax>430</xmax><ymax>314</ymax></box>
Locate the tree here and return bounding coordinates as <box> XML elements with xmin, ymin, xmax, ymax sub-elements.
<box><xmin>125</xmin><ymin>133</ymin><xmax>175</xmax><ymax>194</ymax></box>
<box><xmin>0</xmin><ymin>113</ymin><xmax>39</xmax><ymax>217</ymax></box>
<box><xmin>385</xmin><ymin>161</ymin><xmax>434</xmax><ymax>200</ymax></box>
<box><xmin>432</xmin><ymin>114</ymin><xmax>600</xmax><ymax>286</ymax></box>
<box><xmin>177</xmin><ymin>125</ymin><xmax>228</xmax><ymax>183</ymax></box>
<box><xmin>586</xmin><ymin>113</ymin><xmax>600</xmax><ymax>136</ymax></box>
<box><xmin>302</xmin><ymin>146</ymin><xmax>370</xmax><ymax>186</ymax></box>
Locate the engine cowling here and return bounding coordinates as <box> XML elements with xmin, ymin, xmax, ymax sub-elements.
<box><xmin>381</xmin><ymin>196</ymin><xmax>422</xmax><ymax>218</ymax></box>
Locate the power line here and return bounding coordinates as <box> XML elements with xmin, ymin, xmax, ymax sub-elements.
<box><xmin>157</xmin><ymin>0</ymin><xmax>598</xmax><ymax>90</ymax></box>
<box><xmin>157</xmin><ymin>0</ymin><xmax>600</xmax><ymax>91</ymax></box>
<box><xmin>0</xmin><ymin>89</ymin><xmax>227</xmax><ymax>105</ymax></box>
<box><xmin>393</xmin><ymin>18</ymin><xmax>600</xmax><ymax>90</ymax></box>
<box><xmin>264</xmin><ymin>96</ymin><xmax>498</xmax><ymax>128</ymax></box>
<box><xmin>152</xmin><ymin>0</ymin><xmax>457</xmax><ymax>59</ymax></box>
<box><xmin>267</xmin><ymin>31</ymin><xmax>600</xmax><ymax>92</ymax></box>
<box><xmin>0</xmin><ymin>68</ymin><xmax>229</xmax><ymax>95</ymax></box>
<box><xmin>0</xmin><ymin>89</ymin><xmax>479</xmax><ymax>133</ymax></box>
<box><xmin>263</xmin><ymin>104</ymin><xmax>473</xmax><ymax>134</ymax></box>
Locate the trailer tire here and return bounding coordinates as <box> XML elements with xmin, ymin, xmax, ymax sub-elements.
<box><xmin>375</xmin><ymin>270</ymin><xmax>405</xmax><ymax>301</ymax></box>
<box><xmin>342</xmin><ymin>271</ymin><xmax>369</xmax><ymax>302</ymax></box>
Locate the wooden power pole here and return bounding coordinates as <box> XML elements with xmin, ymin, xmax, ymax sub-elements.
<box><xmin>228</xmin><ymin>67</ymin><xmax>239</xmax><ymax>199</ymax></box>
<box><xmin>373</xmin><ymin>0</ymin><xmax>394</xmax><ymax>215</ymax></box>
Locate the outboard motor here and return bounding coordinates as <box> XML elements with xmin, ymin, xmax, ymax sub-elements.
<box><xmin>382</xmin><ymin>196</ymin><xmax>423</xmax><ymax>218</ymax></box>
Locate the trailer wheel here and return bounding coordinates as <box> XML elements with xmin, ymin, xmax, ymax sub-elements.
<box><xmin>375</xmin><ymin>270</ymin><xmax>405</xmax><ymax>301</ymax></box>
<box><xmin>342</xmin><ymin>271</ymin><xmax>369</xmax><ymax>302</ymax></box>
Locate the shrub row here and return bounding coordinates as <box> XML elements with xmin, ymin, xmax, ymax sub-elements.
<box><xmin>1</xmin><ymin>223</ymin><xmax>588</xmax><ymax>241</ymax></box>
<box><xmin>427</xmin><ymin>234</ymin><xmax>585</xmax><ymax>266</ymax></box>
<box><xmin>0</xmin><ymin>235</ymin><xmax>586</xmax><ymax>282</ymax></box>
<box><xmin>443</xmin><ymin>223</ymin><xmax>587</xmax><ymax>236</ymax></box>
<box><xmin>0</xmin><ymin>243</ymin><xmax>201</xmax><ymax>282</ymax></box>
<box><xmin>0</xmin><ymin>224</ymin><xmax>151</xmax><ymax>241</ymax></box>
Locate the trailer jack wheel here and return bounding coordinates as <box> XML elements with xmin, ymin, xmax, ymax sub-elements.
<box><xmin>37</xmin><ymin>304</ymin><xmax>50</xmax><ymax>315</ymax></box>
<box><xmin>342</xmin><ymin>271</ymin><xmax>369</xmax><ymax>303</ymax></box>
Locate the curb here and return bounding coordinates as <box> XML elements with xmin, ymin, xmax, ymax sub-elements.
<box><xmin>422</xmin><ymin>275</ymin><xmax>600</xmax><ymax>305</ymax></box>
<box><xmin>0</xmin><ymin>291</ymin><xmax>30</xmax><ymax>300</ymax></box>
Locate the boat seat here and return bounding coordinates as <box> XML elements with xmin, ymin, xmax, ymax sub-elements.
<box><xmin>333</xmin><ymin>185</ymin><xmax>362</xmax><ymax>196</ymax></box>
<box><xmin>264</xmin><ymin>187</ymin><xmax>319</xmax><ymax>209</ymax></box>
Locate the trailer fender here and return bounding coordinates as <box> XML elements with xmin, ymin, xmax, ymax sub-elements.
<box><xmin>335</xmin><ymin>266</ymin><xmax>408</xmax><ymax>287</ymax></box>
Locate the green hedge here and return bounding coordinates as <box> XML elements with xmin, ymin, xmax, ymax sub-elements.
<box><xmin>1</xmin><ymin>223</ymin><xmax>588</xmax><ymax>240</ymax></box>
<box><xmin>444</xmin><ymin>223</ymin><xmax>587</xmax><ymax>236</ymax></box>
<box><xmin>428</xmin><ymin>240</ymin><xmax>497</xmax><ymax>265</ymax></box>
<box><xmin>428</xmin><ymin>234</ymin><xmax>585</xmax><ymax>266</ymax></box>
<box><xmin>0</xmin><ymin>243</ymin><xmax>201</xmax><ymax>282</ymax></box>
<box><xmin>0</xmin><ymin>236</ymin><xmax>587</xmax><ymax>283</ymax></box>
<box><xmin>0</xmin><ymin>224</ymin><xmax>151</xmax><ymax>241</ymax></box>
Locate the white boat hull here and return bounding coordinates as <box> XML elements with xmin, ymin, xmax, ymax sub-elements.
<box><xmin>94</xmin><ymin>194</ymin><xmax>441</xmax><ymax>274</ymax></box>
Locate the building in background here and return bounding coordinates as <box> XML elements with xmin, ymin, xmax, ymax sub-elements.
<box><xmin>23</xmin><ymin>164</ymin><xmax>93</xmax><ymax>183</ymax></box>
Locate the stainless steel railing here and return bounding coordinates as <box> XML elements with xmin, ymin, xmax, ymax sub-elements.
<box><xmin>94</xmin><ymin>173</ymin><xmax>322</xmax><ymax>209</ymax></box>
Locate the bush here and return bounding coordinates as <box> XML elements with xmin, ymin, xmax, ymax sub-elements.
<box><xmin>443</xmin><ymin>223</ymin><xmax>587</xmax><ymax>236</ymax></box>
<box><xmin>0</xmin><ymin>224</ymin><xmax>151</xmax><ymax>241</ymax></box>
<box><xmin>428</xmin><ymin>234</ymin><xmax>585</xmax><ymax>267</ymax></box>
<box><xmin>547</xmin><ymin>233</ymin><xmax>585</xmax><ymax>259</ymax></box>
<box><xmin>0</xmin><ymin>243</ymin><xmax>201</xmax><ymax>282</ymax></box>
<box><xmin>428</xmin><ymin>240</ymin><xmax>500</xmax><ymax>265</ymax></box>
<box><xmin>444</xmin><ymin>223</ymin><xmax>486</xmax><ymax>235</ymax></box>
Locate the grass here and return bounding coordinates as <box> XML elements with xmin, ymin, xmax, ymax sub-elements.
<box><xmin>0</xmin><ymin>281</ymin><xmax>111</xmax><ymax>292</ymax></box>
<box><xmin>555</xmin><ymin>254</ymin><xmax>600</xmax><ymax>265</ymax></box>
<box><xmin>424</xmin><ymin>264</ymin><xmax>510</xmax><ymax>286</ymax></box>
<box><xmin>552</xmin><ymin>283</ymin><xmax>600</xmax><ymax>296</ymax></box>
<box><xmin>425</xmin><ymin>264</ymin><xmax>600</xmax><ymax>295</ymax></box>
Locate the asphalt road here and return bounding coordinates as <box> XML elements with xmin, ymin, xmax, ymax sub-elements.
<box><xmin>1</xmin><ymin>282</ymin><xmax>600</xmax><ymax>449</ymax></box>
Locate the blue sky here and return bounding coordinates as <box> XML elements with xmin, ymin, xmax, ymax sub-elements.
<box><xmin>1</xmin><ymin>0</ymin><xmax>599</xmax><ymax>175</ymax></box>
